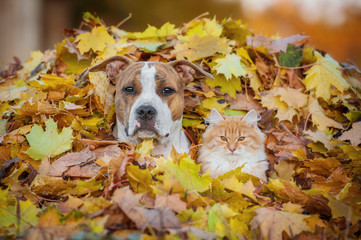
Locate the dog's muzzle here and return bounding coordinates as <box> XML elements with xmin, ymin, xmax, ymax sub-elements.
<box><xmin>133</xmin><ymin>105</ymin><xmax>159</xmax><ymax>139</ymax></box>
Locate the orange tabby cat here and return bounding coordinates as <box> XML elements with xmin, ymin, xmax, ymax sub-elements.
<box><xmin>197</xmin><ymin>108</ymin><xmax>268</xmax><ymax>181</ymax></box>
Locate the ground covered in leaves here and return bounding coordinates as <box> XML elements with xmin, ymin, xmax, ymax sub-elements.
<box><xmin>0</xmin><ymin>13</ymin><xmax>361</xmax><ymax>240</ymax></box>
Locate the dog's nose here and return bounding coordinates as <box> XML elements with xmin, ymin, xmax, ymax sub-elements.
<box><xmin>137</xmin><ymin>105</ymin><xmax>156</xmax><ymax>120</ymax></box>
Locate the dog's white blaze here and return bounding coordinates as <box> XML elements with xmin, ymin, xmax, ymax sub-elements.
<box><xmin>128</xmin><ymin>63</ymin><xmax>173</xmax><ymax>137</ymax></box>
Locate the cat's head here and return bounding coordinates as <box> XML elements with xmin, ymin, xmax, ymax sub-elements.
<box><xmin>202</xmin><ymin>108</ymin><xmax>265</xmax><ymax>156</ymax></box>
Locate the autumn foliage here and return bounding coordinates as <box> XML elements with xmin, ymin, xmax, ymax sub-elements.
<box><xmin>0</xmin><ymin>13</ymin><xmax>361</xmax><ymax>239</ymax></box>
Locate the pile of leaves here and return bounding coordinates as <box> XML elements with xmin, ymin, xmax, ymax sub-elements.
<box><xmin>1</xmin><ymin>13</ymin><xmax>361</xmax><ymax>239</ymax></box>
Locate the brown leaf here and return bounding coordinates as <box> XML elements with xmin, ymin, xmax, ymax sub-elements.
<box><xmin>59</xmin><ymin>195</ymin><xmax>84</xmax><ymax>213</ymax></box>
<box><xmin>338</xmin><ymin>121</ymin><xmax>361</xmax><ymax>146</ymax></box>
<box><xmin>49</xmin><ymin>148</ymin><xmax>95</xmax><ymax>177</ymax></box>
<box><xmin>112</xmin><ymin>187</ymin><xmax>181</xmax><ymax>231</ymax></box>
<box><xmin>154</xmin><ymin>194</ymin><xmax>187</xmax><ymax>213</ymax></box>
<box><xmin>247</xmin><ymin>34</ymin><xmax>309</xmax><ymax>53</ymax></box>
<box><xmin>228</xmin><ymin>93</ymin><xmax>263</xmax><ymax>112</ymax></box>
<box><xmin>286</xmin><ymin>69</ymin><xmax>305</xmax><ymax>90</ymax></box>
<box><xmin>251</xmin><ymin>207</ymin><xmax>311</xmax><ymax>240</ymax></box>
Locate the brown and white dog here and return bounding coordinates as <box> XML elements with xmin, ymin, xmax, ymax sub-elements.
<box><xmin>87</xmin><ymin>56</ymin><xmax>213</xmax><ymax>156</ymax></box>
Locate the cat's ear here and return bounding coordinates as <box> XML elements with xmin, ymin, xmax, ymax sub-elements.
<box><xmin>206</xmin><ymin>108</ymin><xmax>224</xmax><ymax>125</ymax></box>
<box><xmin>242</xmin><ymin>110</ymin><xmax>260</xmax><ymax>127</ymax></box>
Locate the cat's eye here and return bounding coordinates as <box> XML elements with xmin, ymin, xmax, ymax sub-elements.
<box><xmin>220</xmin><ymin>136</ymin><xmax>228</xmax><ymax>142</ymax></box>
<box><xmin>237</xmin><ymin>136</ymin><xmax>245</xmax><ymax>141</ymax></box>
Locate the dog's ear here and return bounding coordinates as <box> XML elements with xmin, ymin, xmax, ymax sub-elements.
<box><xmin>168</xmin><ymin>59</ymin><xmax>213</xmax><ymax>86</ymax></box>
<box><xmin>88</xmin><ymin>55</ymin><xmax>133</xmax><ymax>84</ymax></box>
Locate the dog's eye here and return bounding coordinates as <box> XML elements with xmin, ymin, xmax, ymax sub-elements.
<box><xmin>123</xmin><ymin>86</ymin><xmax>135</xmax><ymax>94</ymax></box>
<box><xmin>162</xmin><ymin>87</ymin><xmax>175</xmax><ymax>96</ymax></box>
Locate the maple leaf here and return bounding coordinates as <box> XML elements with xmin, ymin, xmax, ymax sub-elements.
<box><xmin>201</xmin><ymin>97</ymin><xmax>228</xmax><ymax>113</ymax></box>
<box><xmin>75</xmin><ymin>25</ymin><xmax>115</xmax><ymax>54</ymax></box>
<box><xmin>17</xmin><ymin>50</ymin><xmax>43</xmax><ymax>77</ymax></box>
<box><xmin>29</xmin><ymin>74</ymin><xmax>75</xmax><ymax>91</ymax></box>
<box><xmin>125</xmin><ymin>22</ymin><xmax>178</xmax><ymax>40</ymax></box>
<box><xmin>24</xmin><ymin>118</ymin><xmax>74</xmax><ymax>161</ymax></box>
<box><xmin>260</xmin><ymin>87</ymin><xmax>307</xmax><ymax>122</ymax></box>
<box><xmin>338</xmin><ymin>121</ymin><xmax>361</xmax><ymax>146</ymax></box>
<box><xmin>0</xmin><ymin>189</ymin><xmax>39</xmax><ymax>232</ymax></box>
<box><xmin>173</xmin><ymin>34</ymin><xmax>231</xmax><ymax>61</ymax></box>
<box><xmin>89</xmin><ymin>71</ymin><xmax>109</xmax><ymax>105</ymax></box>
<box><xmin>164</xmin><ymin>156</ymin><xmax>211</xmax><ymax>192</ymax></box>
<box><xmin>206</xmin><ymin>74</ymin><xmax>242</xmax><ymax>98</ymax></box>
<box><xmin>303</xmin><ymin>52</ymin><xmax>350</xmax><ymax>101</ymax></box>
<box><xmin>304</xmin><ymin>130</ymin><xmax>334</xmax><ymax>150</ymax></box>
<box><xmin>307</xmin><ymin>97</ymin><xmax>344</xmax><ymax>131</ymax></box>
<box><xmin>213</xmin><ymin>53</ymin><xmax>248</xmax><ymax>80</ymax></box>
<box><xmin>251</xmin><ymin>207</ymin><xmax>311</xmax><ymax>240</ymax></box>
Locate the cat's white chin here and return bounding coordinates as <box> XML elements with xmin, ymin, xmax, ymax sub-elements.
<box><xmin>198</xmin><ymin>148</ymin><xmax>268</xmax><ymax>181</ymax></box>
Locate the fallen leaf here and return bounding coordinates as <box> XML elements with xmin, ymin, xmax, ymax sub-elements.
<box><xmin>154</xmin><ymin>194</ymin><xmax>187</xmax><ymax>212</ymax></box>
<box><xmin>24</xmin><ymin>118</ymin><xmax>74</xmax><ymax>161</ymax></box>
<box><xmin>338</xmin><ymin>121</ymin><xmax>361</xmax><ymax>146</ymax></box>
<box><xmin>49</xmin><ymin>148</ymin><xmax>95</xmax><ymax>177</ymax></box>
<box><xmin>251</xmin><ymin>207</ymin><xmax>311</xmax><ymax>240</ymax></box>
<box><xmin>307</xmin><ymin>97</ymin><xmax>344</xmax><ymax>131</ymax></box>
<box><xmin>206</xmin><ymin>75</ymin><xmax>242</xmax><ymax>98</ymax></box>
<box><xmin>304</xmin><ymin>130</ymin><xmax>334</xmax><ymax>150</ymax></box>
<box><xmin>213</xmin><ymin>53</ymin><xmax>248</xmax><ymax>80</ymax></box>
<box><xmin>173</xmin><ymin>35</ymin><xmax>231</xmax><ymax>61</ymax></box>
<box><xmin>303</xmin><ymin>52</ymin><xmax>350</xmax><ymax>101</ymax></box>
<box><xmin>75</xmin><ymin>25</ymin><xmax>115</xmax><ymax>54</ymax></box>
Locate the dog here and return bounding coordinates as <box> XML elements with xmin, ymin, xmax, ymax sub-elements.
<box><xmin>87</xmin><ymin>55</ymin><xmax>213</xmax><ymax>156</ymax></box>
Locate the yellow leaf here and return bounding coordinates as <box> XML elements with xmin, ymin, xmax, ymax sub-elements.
<box><xmin>80</xmin><ymin>116</ymin><xmax>101</xmax><ymax>133</ymax></box>
<box><xmin>136</xmin><ymin>139</ymin><xmax>154</xmax><ymax>157</ymax></box>
<box><xmin>126</xmin><ymin>164</ymin><xmax>156</xmax><ymax>194</ymax></box>
<box><xmin>282</xmin><ymin>202</ymin><xmax>304</xmax><ymax>213</ymax></box>
<box><xmin>89</xmin><ymin>71</ymin><xmax>109</xmax><ymax>105</ymax></box>
<box><xmin>236</xmin><ymin>47</ymin><xmax>254</xmax><ymax>67</ymax></box>
<box><xmin>163</xmin><ymin>156</ymin><xmax>211</xmax><ymax>192</ymax></box>
<box><xmin>206</xmin><ymin>75</ymin><xmax>242</xmax><ymax>98</ymax></box>
<box><xmin>303</xmin><ymin>52</ymin><xmax>350</xmax><ymax>101</ymax></box>
<box><xmin>213</xmin><ymin>54</ymin><xmax>248</xmax><ymax>80</ymax></box>
<box><xmin>173</xmin><ymin>35</ymin><xmax>231</xmax><ymax>61</ymax></box>
<box><xmin>260</xmin><ymin>87</ymin><xmax>307</xmax><ymax>122</ymax></box>
<box><xmin>75</xmin><ymin>25</ymin><xmax>115</xmax><ymax>54</ymax></box>
<box><xmin>222</xmin><ymin>175</ymin><xmax>243</xmax><ymax>192</ymax></box>
<box><xmin>17</xmin><ymin>51</ymin><xmax>43</xmax><ymax>77</ymax></box>
<box><xmin>251</xmin><ymin>207</ymin><xmax>311</xmax><ymax>240</ymax></box>
<box><xmin>180</xmin><ymin>18</ymin><xmax>222</xmax><ymax>41</ymax></box>
<box><xmin>307</xmin><ymin>97</ymin><xmax>343</xmax><ymax>131</ymax></box>
<box><xmin>125</xmin><ymin>22</ymin><xmax>178</xmax><ymax>40</ymax></box>
<box><xmin>29</xmin><ymin>74</ymin><xmax>75</xmax><ymax>91</ymax></box>
<box><xmin>201</xmin><ymin>97</ymin><xmax>228</xmax><ymax>113</ymax></box>
<box><xmin>303</xmin><ymin>214</ymin><xmax>325</xmax><ymax>231</ymax></box>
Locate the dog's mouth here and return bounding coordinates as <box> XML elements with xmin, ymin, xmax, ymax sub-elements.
<box><xmin>132</xmin><ymin>119</ymin><xmax>161</xmax><ymax>139</ymax></box>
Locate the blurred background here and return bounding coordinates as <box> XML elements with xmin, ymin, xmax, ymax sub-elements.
<box><xmin>1</xmin><ymin>0</ymin><xmax>361</xmax><ymax>67</ymax></box>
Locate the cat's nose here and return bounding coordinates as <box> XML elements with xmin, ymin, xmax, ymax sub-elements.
<box><xmin>229</xmin><ymin>148</ymin><xmax>235</xmax><ymax>153</ymax></box>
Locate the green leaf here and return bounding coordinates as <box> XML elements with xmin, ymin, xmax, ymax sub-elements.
<box><xmin>279</xmin><ymin>44</ymin><xmax>302</xmax><ymax>67</ymax></box>
<box><xmin>24</xmin><ymin>118</ymin><xmax>74</xmax><ymax>161</ymax></box>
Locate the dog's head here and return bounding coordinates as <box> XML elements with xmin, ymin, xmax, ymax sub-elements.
<box><xmin>88</xmin><ymin>56</ymin><xmax>212</xmax><ymax>143</ymax></box>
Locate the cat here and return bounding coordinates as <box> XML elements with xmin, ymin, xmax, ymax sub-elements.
<box><xmin>197</xmin><ymin>108</ymin><xmax>268</xmax><ymax>181</ymax></box>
